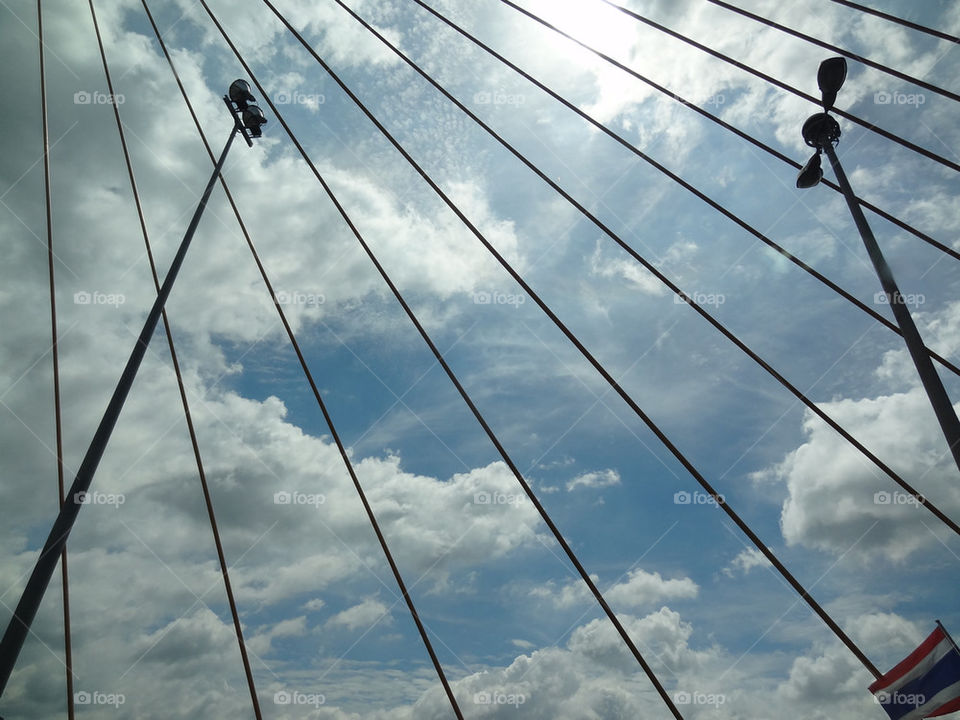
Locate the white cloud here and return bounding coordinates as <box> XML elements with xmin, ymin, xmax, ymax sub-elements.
<box><xmin>327</xmin><ymin>597</ymin><xmax>391</xmax><ymax>632</ymax></box>
<box><xmin>408</xmin><ymin>607</ymin><xmax>720</xmax><ymax>719</ymax></box>
<box><xmin>589</xmin><ymin>240</ymin><xmax>669</xmax><ymax>296</ymax></box>
<box><xmin>745</xmin><ymin>301</ymin><xmax>960</xmax><ymax>561</ymax></box>
<box><xmin>303</xmin><ymin>597</ymin><xmax>326</xmax><ymax>612</ymax></box>
<box><xmin>247</xmin><ymin>615</ymin><xmax>309</xmax><ymax>656</ymax></box>
<box><xmin>528</xmin><ymin>574</ymin><xmax>598</xmax><ymax>609</ymax></box>
<box><xmin>393</xmin><ymin>608</ymin><xmax>911</xmax><ymax>719</ymax></box>
<box><xmin>170</xmin><ymin>0</ymin><xmax>403</xmax><ymax>71</ymax></box>
<box><xmin>721</xmin><ymin>548</ymin><xmax>771</xmax><ymax>578</ymax></box>
<box><xmin>566</xmin><ymin>468</ymin><xmax>621</xmax><ymax>491</ymax></box>
<box><xmin>532</xmin><ymin>568</ymin><xmax>698</xmax><ymax>611</ymax></box>
<box><xmin>759</xmin><ymin>383</ymin><xmax>960</xmax><ymax>561</ymax></box>
<box><xmin>606</xmin><ymin>569</ymin><xmax>698</xmax><ymax>608</ymax></box>
<box><xmin>777</xmin><ymin>641</ymin><xmax>871</xmax><ymax>707</ymax></box>
<box><xmin>774</xmin><ymin>613</ymin><xmax>930</xmax><ymax>718</ymax></box>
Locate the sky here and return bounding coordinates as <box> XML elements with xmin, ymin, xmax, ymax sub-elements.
<box><xmin>1</xmin><ymin>0</ymin><xmax>960</xmax><ymax>718</ymax></box>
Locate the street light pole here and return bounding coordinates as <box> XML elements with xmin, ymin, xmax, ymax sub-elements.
<box><xmin>824</xmin><ymin>142</ymin><xmax>960</xmax><ymax>472</ymax></box>
<box><xmin>0</xmin><ymin>81</ymin><xmax>266</xmax><ymax>697</ymax></box>
<box><xmin>797</xmin><ymin>59</ymin><xmax>960</xmax><ymax>475</ymax></box>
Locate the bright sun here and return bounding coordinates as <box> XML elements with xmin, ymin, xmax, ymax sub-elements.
<box><xmin>533</xmin><ymin>0</ymin><xmax>637</xmax><ymax>52</ymax></box>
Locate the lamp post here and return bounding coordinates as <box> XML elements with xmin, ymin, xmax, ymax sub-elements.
<box><xmin>796</xmin><ymin>58</ymin><xmax>960</xmax><ymax>475</ymax></box>
<box><xmin>0</xmin><ymin>81</ymin><xmax>266</xmax><ymax>697</ymax></box>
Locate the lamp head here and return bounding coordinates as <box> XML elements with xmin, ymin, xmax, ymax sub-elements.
<box><xmin>241</xmin><ymin>105</ymin><xmax>267</xmax><ymax>137</ymax></box>
<box><xmin>796</xmin><ymin>151</ymin><xmax>823</xmax><ymax>189</ymax></box>
<box><xmin>817</xmin><ymin>57</ymin><xmax>847</xmax><ymax>112</ymax></box>
<box><xmin>229</xmin><ymin>79</ymin><xmax>256</xmax><ymax>110</ymax></box>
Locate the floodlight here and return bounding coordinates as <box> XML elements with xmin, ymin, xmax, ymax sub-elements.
<box><xmin>242</xmin><ymin>105</ymin><xmax>267</xmax><ymax>137</ymax></box>
<box><xmin>229</xmin><ymin>79</ymin><xmax>256</xmax><ymax>110</ymax></box>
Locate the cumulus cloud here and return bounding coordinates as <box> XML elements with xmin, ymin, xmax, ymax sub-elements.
<box><xmin>749</xmin><ymin>298</ymin><xmax>960</xmax><ymax>561</ymax></box>
<box><xmin>758</xmin><ymin>387</ymin><xmax>960</xmax><ymax>561</ymax></box>
<box><xmin>376</xmin><ymin>609</ymin><xmax>914</xmax><ymax>719</ymax></box>
<box><xmin>408</xmin><ymin>607</ymin><xmax>734</xmax><ymax>719</ymax></box>
<box><xmin>606</xmin><ymin>569</ymin><xmax>698</xmax><ymax>608</ymax></box>
<box><xmin>774</xmin><ymin>613</ymin><xmax>928</xmax><ymax>719</ymax></box>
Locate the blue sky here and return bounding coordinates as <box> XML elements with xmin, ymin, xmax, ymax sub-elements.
<box><xmin>1</xmin><ymin>0</ymin><xmax>960</xmax><ymax>718</ymax></box>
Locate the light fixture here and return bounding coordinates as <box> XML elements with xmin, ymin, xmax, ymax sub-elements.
<box><xmin>801</xmin><ymin>112</ymin><xmax>841</xmax><ymax>149</ymax></box>
<box><xmin>229</xmin><ymin>79</ymin><xmax>256</xmax><ymax>110</ymax></box>
<box><xmin>224</xmin><ymin>79</ymin><xmax>267</xmax><ymax>146</ymax></box>
<box><xmin>790</xmin><ymin>56</ymin><xmax>960</xmax><ymax>478</ymax></box>
<box><xmin>817</xmin><ymin>56</ymin><xmax>847</xmax><ymax>112</ymax></box>
<box><xmin>796</xmin><ymin>151</ymin><xmax>823</xmax><ymax>188</ymax></box>
<box><xmin>241</xmin><ymin>105</ymin><xmax>267</xmax><ymax>137</ymax></box>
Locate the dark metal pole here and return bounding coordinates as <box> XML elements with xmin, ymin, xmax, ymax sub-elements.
<box><xmin>823</xmin><ymin>143</ymin><xmax>960</xmax><ymax>474</ymax></box>
<box><xmin>0</xmin><ymin>123</ymin><xmax>238</xmax><ymax>697</ymax></box>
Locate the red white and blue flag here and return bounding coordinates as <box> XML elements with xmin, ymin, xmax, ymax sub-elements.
<box><xmin>869</xmin><ymin>623</ymin><xmax>960</xmax><ymax>720</ymax></box>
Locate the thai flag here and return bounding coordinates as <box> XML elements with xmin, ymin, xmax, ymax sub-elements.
<box><xmin>869</xmin><ymin>623</ymin><xmax>960</xmax><ymax>720</ymax></box>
